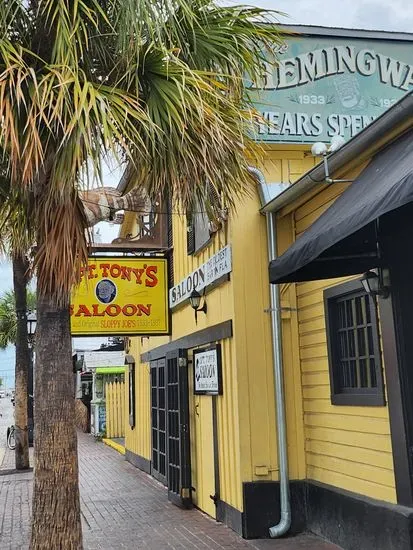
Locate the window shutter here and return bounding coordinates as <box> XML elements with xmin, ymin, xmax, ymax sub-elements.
<box><xmin>167</xmin><ymin>203</ymin><xmax>174</xmax><ymax>285</ymax></box>
<box><xmin>187</xmin><ymin>217</ymin><xmax>195</xmax><ymax>255</ymax></box>
<box><xmin>207</xmin><ymin>181</ymin><xmax>221</xmax><ymax>211</ymax></box>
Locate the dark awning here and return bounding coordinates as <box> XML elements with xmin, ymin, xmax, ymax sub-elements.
<box><xmin>269</xmin><ymin>130</ymin><xmax>413</xmax><ymax>284</ymax></box>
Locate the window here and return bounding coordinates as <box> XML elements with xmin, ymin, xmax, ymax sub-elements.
<box><xmin>324</xmin><ymin>280</ymin><xmax>385</xmax><ymax>406</ymax></box>
<box><xmin>187</xmin><ymin>183</ymin><xmax>224</xmax><ymax>255</ymax></box>
<box><xmin>186</xmin><ymin>207</ymin><xmax>211</xmax><ymax>255</ymax></box>
<box><xmin>126</xmin><ymin>356</ymin><xmax>136</xmax><ymax>428</ymax></box>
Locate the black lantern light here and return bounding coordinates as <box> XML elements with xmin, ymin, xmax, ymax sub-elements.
<box><xmin>189</xmin><ymin>289</ymin><xmax>207</xmax><ymax>323</ymax></box>
<box><xmin>27</xmin><ymin>311</ymin><xmax>37</xmax><ymax>342</ymax></box>
<box><xmin>26</xmin><ymin>310</ymin><xmax>37</xmax><ymax>446</ymax></box>
<box><xmin>360</xmin><ymin>270</ymin><xmax>389</xmax><ymax>298</ymax></box>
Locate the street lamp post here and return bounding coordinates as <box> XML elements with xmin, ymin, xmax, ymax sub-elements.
<box><xmin>27</xmin><ymin>311</ymin><xmax>36</xmax><ymax>446</ymax></box>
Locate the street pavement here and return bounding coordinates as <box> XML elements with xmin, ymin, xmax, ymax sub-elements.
<box><xmin>0</xmin><ymin>398</ymin><xmax>341</xmax><ymax>549</ymax></box>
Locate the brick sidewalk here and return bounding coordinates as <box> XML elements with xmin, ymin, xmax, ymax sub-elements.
<box><xmin>0</xmin><ymin>434</ymin><xmax>341</xmax><ymax>550</ymax></box>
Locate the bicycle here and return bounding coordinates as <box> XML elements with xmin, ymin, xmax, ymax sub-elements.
<box><xmin>7</xmin><ymin>425</ymin><xmax>15</xmax><ymax>450</ymax></box>
<box><xmin>7</xmin><ymin>395</ymin><xmax>34</xmax><ymax>451</ymax></box>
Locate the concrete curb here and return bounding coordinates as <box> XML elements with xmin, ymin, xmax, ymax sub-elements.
<box><xmin>102</xmin><ymin>438</ymin><xmax>126</xmax><ymax>455</ymax></box>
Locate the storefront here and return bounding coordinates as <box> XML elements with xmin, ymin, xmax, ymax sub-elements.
<box><xmin>122</xmin><ymin>187</ymin><xmax>280</xmax><ymax>535</ymax></box>
<box><xmin>90</xmin><ymin>366</ymin><xmax>125</xmax><ymax>435</ymax></box>
<box><xmin>118</xmin><ymin>25</ymin><xmax>413</xmax><ymax>548</ymax></box>
<box><xmin>79</xmin><ymin>351</ymin><xmax>126</xmax><ymax>435</ymax></box>
<box><xmin>265</xmin><ymin>91</ymin><xmax>413</xmax><ymax>549</ymax></box>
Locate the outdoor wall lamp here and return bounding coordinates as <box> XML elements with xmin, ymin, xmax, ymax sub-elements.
<box><xmin>360</xmin><ymin>269</ymin><xmax>390</xmax><ymax>299</ymax></box>
<box><xmin>189</xmin><ymin>289</ymin><xmax>207</xmax><ymax>323</ymax></box>
<box><xmin>27</xmin><ymin>311</ymin><xmax>37</xmax><ymax>345</ymax></box>
<box><xmin>311</xmin><ymin>137</ymin><xmax>354</xmax><ymax>184</ymax></box>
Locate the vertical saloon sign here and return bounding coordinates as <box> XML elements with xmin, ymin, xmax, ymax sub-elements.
<box><xmin>251</xmin><ymin>32</ymin><xmax>413</xmax><ymax>143</ymax></box>
<box><xmin>71</xmin><ymin>257</ymin><xmax>169</xmax><ymax>336</ymax></box>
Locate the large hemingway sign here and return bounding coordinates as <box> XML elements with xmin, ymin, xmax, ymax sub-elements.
<box><xmin>250</xmin><ymin>32</ymin><xmax>413</xmax><ymax>143</ymax></box>
<box><xmin>71</xmin><ymin>257</ymin><xmax>169</xmax><ymax>336</ymax></box>
<box><xmin>169</xmin><ymin>245</ymin><xmax>232</xmax><ymax>309</ymax></box>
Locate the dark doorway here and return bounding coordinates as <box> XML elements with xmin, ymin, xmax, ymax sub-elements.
<box><xmin>166</xmin><ymin>349</ymin><xmax>192</xmax><ymax>508</ymax></box>
<box><xmin>151</xmin><ymin>358</ymin><xmax>167</xmax><ymax>485</ymax></box>
<box><xmin>150</xmin><ymin>351</ymin><xmax>192</xmax><ymax>508</ymax></box>
<box><xmin>379</xmin><ymin>204</ymin><xmax>413</xmax><ymax>506</ymax></box>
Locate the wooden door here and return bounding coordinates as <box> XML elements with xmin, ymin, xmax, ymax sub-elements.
<box><xmin>192</xmin><ymin>394</ymin><xmax>216</xmax><ymax>518</ymax></box>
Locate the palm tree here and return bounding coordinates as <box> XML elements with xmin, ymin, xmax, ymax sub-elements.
<box><xmin>0</xmin><ymin>165</ymin><xmax>36</xmax><ymax>470</ymax></box>
<box><xmin>0</xmin><ymin>1</ymin><xmax>284</xmax><ymax>548</ymax></box>
<box><xmin>0</xmin><ymin>285</ymin><xmax>37</xmax><ymax>469</ymax></box>
<box><xmin>0</xmin><ymin>289</ymin><xmax>36</xmax><ymax>350</ymax></box>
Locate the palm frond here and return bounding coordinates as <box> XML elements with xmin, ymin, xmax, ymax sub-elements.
<box><xmin>0</xmin><ymin>287</ymin><xmax>36</xmax><ymax>348</ymax></box>
<box><xmin>0</xmin><ymin>0</ymin><xmax>286</xmax><ymax>301</ymax></box>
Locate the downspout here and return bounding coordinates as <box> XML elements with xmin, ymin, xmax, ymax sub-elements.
<box><xmin>248</xmin><ymin>167</ymin><xmax>291</xmax><ymax>537</ymax></box>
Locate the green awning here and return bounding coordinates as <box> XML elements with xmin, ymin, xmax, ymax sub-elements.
<box><xmin>95</xmin><ymin>367</ymin><xmax>125</xmax><ymax>375</ymax></box>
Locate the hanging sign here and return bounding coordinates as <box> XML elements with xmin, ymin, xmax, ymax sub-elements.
<box><xmin>70</xmin><ymin>256</ymin><xmax>169</xmax><ymax>336</ymax></box>
<box><xmin>169</xmin><ymin>245</ymin><xmax>231</xmax><ymax>309</ymax></box>
<box><xmin>250</xmin><ymin>32</ymin><xmax>413</xmax><ymax>143</ymax></box>
<box><xmin>193</xmin><ymin>345</ymin><xmax>222</xmax><ymax>395</ymax></box>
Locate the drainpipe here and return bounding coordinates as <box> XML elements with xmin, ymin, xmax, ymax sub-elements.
<box><xmin>248</xmin><ymin>167</ymin><xmax>291</xmax><ymax>538</ymax></box>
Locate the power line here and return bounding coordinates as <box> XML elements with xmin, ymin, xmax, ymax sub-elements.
<box><xmin>81</xmin><ymin>197</ymin><xmax>225</xmax><ymax>216</ymax></box>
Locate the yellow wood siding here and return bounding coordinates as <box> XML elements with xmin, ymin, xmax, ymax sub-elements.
<box><xmin>122</xmin><ymin>146</ymin><xmax>318</xmax><ymax>516</ymax></box>
<box><xmin>124</xmin><ymin>337</ymin><xmax>151</xmax><ymax>461</ymax></box>
<box><xmin>216</xmin><ymin>338</ymin><xmax>242</xmax><ymax>511</ymax></box>
<box><xmin>277</xmin><ymin>213</ymin><xmax>307</xmax><ymax>480</ymax></box>
<box><xmin>285</xmin><ymin>184</ymin><xmax>397</xmax><ymax>504</ymax></box>
<box><xmin>105</xmin><ymin>382</ymin><xmax>126</xmax><ymax>438</ymax></box>
<box><xmin>259</xmin><ymin>147</ymin><xmax>317</xmax><ymax>185</ymax></box>
<box><xmin>231</xmin><ymin>195</ymin><xmax>277</xmax><ymax>487</ymax></box>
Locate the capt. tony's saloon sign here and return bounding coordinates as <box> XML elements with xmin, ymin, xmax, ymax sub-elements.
<box><xmin>70</xmin><ymin>257</ymin><xmax>169</xmax><ymax>336</ymax></box>
<box><xmin>193</xmin><ymin>345</ymin><xmax>223</xmax><ymax>395</ymax></box>
<box><xmin>250</xmin><ymin>31</ymin><xmax>413</xmax><ymax>143</ymax></box>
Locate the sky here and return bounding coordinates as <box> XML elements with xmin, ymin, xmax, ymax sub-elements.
<box><xmin>0</xmin><ymin>162</ymin><xmax>123</xmax><ymax>388</ymax></box>
<box><xmin>1</xmin><ymin>1</ymin><xmax>413</xmax><ymax>387</ymax></box>
<box><xmin>242</xmin><ymin>0</ymin><xmax>413</xmax><ymax>33</ymax></box>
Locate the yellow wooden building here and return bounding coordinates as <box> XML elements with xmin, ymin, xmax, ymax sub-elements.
<box><xmin>115</xmin><ymin>27</ymin><xmax>413</xmax><ymax>550</ymax></box>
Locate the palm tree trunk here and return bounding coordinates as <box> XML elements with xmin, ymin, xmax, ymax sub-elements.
<box><xmin>13</xmin><ymin>254</ymin><xmax>30</xmax><ymax>470</ymax></box>
<box><xmin>30</xmin><ymin>295</ymin><xmax>82</xmax><ymax>550</ymax></box>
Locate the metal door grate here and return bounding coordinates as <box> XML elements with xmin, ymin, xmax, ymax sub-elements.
<box><xmin>166</xmin><ymin>350</ymin><xmax>192</xmax><ymax>508</ymax></box>
<box><xmin>167</xmin><ymin>356</ymin><xmax>180</xmax><ymax>495</ymax></box>
<box><xmin>151</xmin><ymin>359</ymin><xmax>167</xmax><ymax>485</ymax></box>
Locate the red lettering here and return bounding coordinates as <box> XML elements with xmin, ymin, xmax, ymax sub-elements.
<box><xmin>100</xmin><ymin>263</ymin><xmax>110</xmax><ymax>277</ymax></box>
<box><xmin>138</xmin><ymin>304</ymin><xmax>152</xmax><ymax>316</ymax></box>
<box><xmin>75</xmin><ymin>304</ymin><xmax>92</xmax><ymax>317</ymax></box>
<box><xmin>122</xmin><ymin>304</ymin><xmax>137</xmax><ymax>316</ymax></box>
<box><xmin>106</xmin><ymin>304</ymin><xmax>121</xmax><ymax>317</ymax></box>
<box><xmin>92</xmin><ymin>304</ymin><xmax>105</xmax><ymax>317</ymax></box>
<box><xmin>110</xmin><ymin>264</ymin><xmax>121</xmax><ymax>278</ymax></box>
<box><xmin>73</xmin><ymin>303</ymin><xmax>152</xmax><ymax>317</ymax></box>
<box><xmin>145</xmin><ymin>266</ymin><xmax>158</xmax><ymax>287</ymax></box>
<box><xmin>131</xmin><ymin>268</ymin><xmax>145</xmax><ymax>284</ymax></box>
<box><xmin>88</xmin><ymin>264</ymin><xmax>96</xmax><ymax>279</ymax></box>
<box><xmin>120</xmin><ymin>266</ymin><xmax>132</xmax><ymax>281</ymax></box>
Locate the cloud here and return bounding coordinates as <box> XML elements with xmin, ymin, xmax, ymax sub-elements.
<box><xmin>0</xmin><ymin>262</ymin><xmax>12</xmax><ymax>296</ymax></box>
<box><xmin>354</xmin><ymin>1</ymin><xmax>413</xmax><ymax>32</ymax></box>
<box><xmin>232</xmin><ymin>0</ymin><xmax>413</xmax><ymax>32</ymax></box>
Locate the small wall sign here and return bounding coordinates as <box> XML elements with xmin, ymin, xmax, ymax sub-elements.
<box><xmin>169</xmin><ymin>245</ymin><xmax>232</xmax><ymax>309</ymax></box>
<box><xmin>193</xmin><ymin>344</ymin><xmax>222</xmax><ymax>395</ymax></box>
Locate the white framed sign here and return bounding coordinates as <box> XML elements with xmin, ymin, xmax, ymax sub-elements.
<box><xmin>169</xmin><ymin>245</ymin><xmax>232</xmax><ymax>309</ymax></box>
<box><xmin>193</xmin><ymin>344</ymin><xmax>222</xmax><ymax>395</ymax></box>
